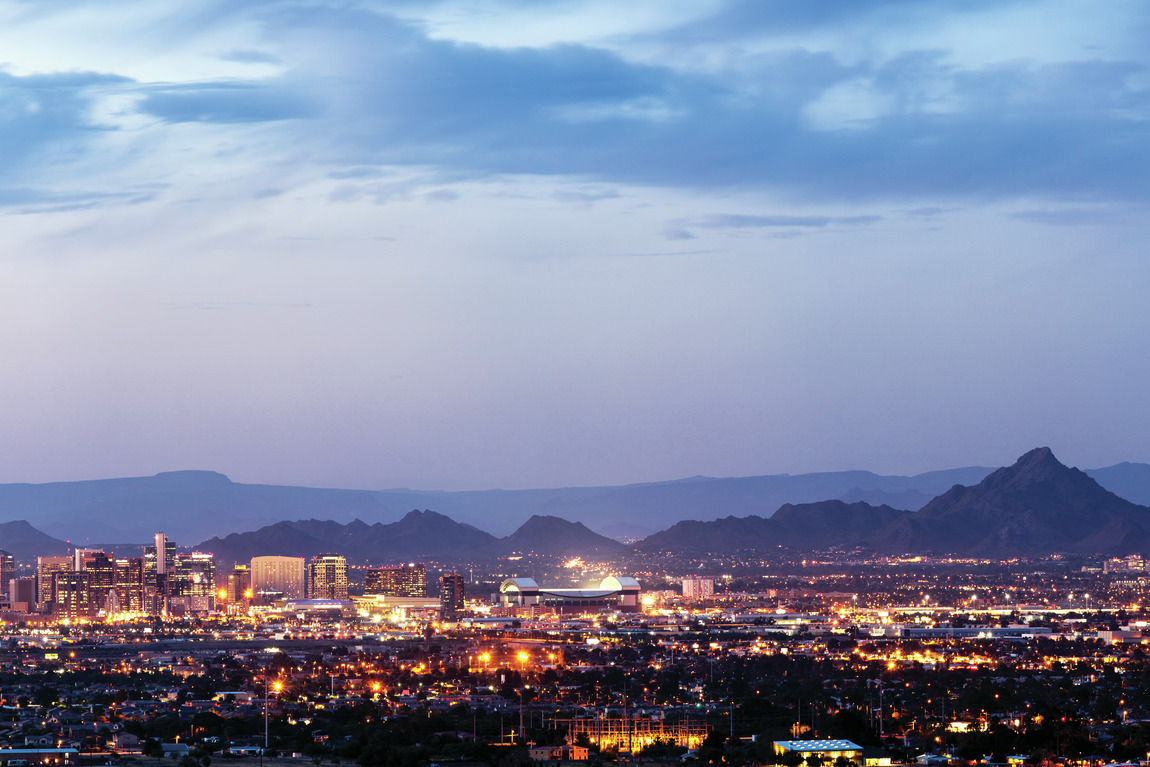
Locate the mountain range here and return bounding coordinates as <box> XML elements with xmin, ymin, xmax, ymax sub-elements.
<box><xmin>197</xmin><ymin>511</ymin><xmax>627</xmax><ymax>566</ymax></box>
<box><xmin>3</xmin><ymin>448</ymin><xmax>1150</xmax><ymax>562</ymax></box>
<box><xmin>8</xmin><ymin>458</ymin><xmax>1150</xmax><ymax>545</ymax></box>
<box><xmin>638</xmin><ymin>448</ymin><xmax>1150</xmax><ymax>557</ymax></box>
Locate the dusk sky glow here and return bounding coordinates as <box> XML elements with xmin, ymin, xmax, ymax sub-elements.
<box><xmin>2</xmin><ymin>0</ymin><xmax>1148</xmax><ymax>491</ymax></box>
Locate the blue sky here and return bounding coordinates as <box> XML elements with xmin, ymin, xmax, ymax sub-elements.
<box><xmin>1</xmin><ymin>0</ymin><xmax>1148</xmax><ymax>490</ymax></box>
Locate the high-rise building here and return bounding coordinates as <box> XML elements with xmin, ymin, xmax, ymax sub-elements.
<box><xmin>250</xmin><ymin>556</ymin><xmax>306</xmax><ymax>602</ymax></box>
<box><xmin>144</xmin><ymin>533</ymin><xmax>178</xmax><ymax>615</ymax></box>
<box><xmin>152</xmin><ymin>533</ymin><xmax>176</xmax><ymax>576</ymax></box>
<box><xmin>439</xmin><ymin>572</ymin><xmax>466</xmax><ymax>616</ymax></box>
<box><xmin>77</xmin><ymin>551</ymin><xmax>116</xmax><ymax>613</ymax></box>
<box><xmin>114</xmin><ymin>558</ymin><xmax>145</xmax><ymax>614</ymax></box>
<box><xmin>8</xmin><ymin>578</ymin><xmax>35</xmax><ymax>610</ymax></box>
<box><xmin>0</xmin><ymin>551</ymin><xmax>15</xmax><ymax>599</ymax></box>
<box><xmin>365</xmin><ymin>563</ymin><xmax>427</xmax><ymax>597</ymax></box>
<box><xmin>228</xmin><ymin>565</ymin><xmax>251</xmax><ymax>602</ymax></box>
<box><xmin>36</xmin><ymin>556</ymin><xmax>71</xmax><ymax>608</ymax></box>
<box><xmin>170</xmin><ymin>552</ymin><xmax>216</xmax><ymax>613</ymax></box>
<box><xmin>680</xmin><ymin>578</ymin><xmax>714</xmax><ymax>599</ymax></box>
<box><xmin>308</xmin><ymin>555</ymin><xmax>349</xmax><ymax>601</ymax></box>
<box><xmin>53</xmin><ymin>571</ymin><xmax>91</xmax><ymax>619</ymax></box>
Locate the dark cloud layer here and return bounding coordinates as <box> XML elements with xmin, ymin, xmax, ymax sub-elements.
<box><xmin>129</xmin><ymin>3</ymin><xmax>1150</xmax><ymax>204</ymax></box>
<box><xmin>10</xmin><ymin>2</ymin><xmax>1150</xmax><ymax>207</ymax></box>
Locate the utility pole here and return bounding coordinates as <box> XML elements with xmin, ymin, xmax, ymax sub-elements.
<box><xmin>879</xmin><ymin>682</ymin><xmax>884</xmax><ymax>738</ymax></box>
<box><xmin>262</xmin><ymin>667</ymin><xmax>268</xmax><ymax>767</ymax></box>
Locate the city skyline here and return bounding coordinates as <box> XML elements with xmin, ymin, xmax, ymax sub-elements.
<box><xmin>2</xmin><ymin>1</ymin><xmax>1148</xmax><ymax>491</ymax></box>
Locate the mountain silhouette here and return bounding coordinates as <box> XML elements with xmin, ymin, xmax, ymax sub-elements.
<box><xmin>867</xmin><ymin>447</ymin><xmax>1150</xmax><ymax>555</ymax></box>
<box><xmin>488</xmin><ymin>515</ymin><xmax>627</xmax><ymax>557</ymax></box>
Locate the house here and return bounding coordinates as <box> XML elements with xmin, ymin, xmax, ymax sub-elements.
<box><xmin>112</xmin><ymin>732</ymin><xmax>141</xmax><ymax>752</ymax></box>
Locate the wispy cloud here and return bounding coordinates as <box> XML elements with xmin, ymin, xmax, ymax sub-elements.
<box><xmin>695</xmin><ymin>214</ymin><xmax>883</xmax><ymax>229</ymax></box>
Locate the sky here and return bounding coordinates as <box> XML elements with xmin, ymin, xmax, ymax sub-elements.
<box><xmin>1</xmin><ymin>0</ymin><xmax>1148</xmax><ymax>491</ymax></box>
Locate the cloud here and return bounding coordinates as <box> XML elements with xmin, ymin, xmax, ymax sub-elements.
<box><xmin>650</xmin><ymin>0</ymin><xmax>1019</xmax><ymax>42</ymax></box>
<box><xmin>4</xmin><ymin>2</ymin><xmax>1150</xmax><ymax>208</ymax></box>
<box><xmin>219</xmin><ymin>49</ymin><xmax>281</xmax><ymax>65</ymax></box>
<box><xmin>210</xmin><ymin>4</ymin><xmax>1149</xmax><ymax>205</ymax></box>
<box><xmin>662</xmin><ymin>225</ymin><xmax>695</xmax><ymax>241</ymax></box>
<box><xmin>0</xmin><ymin>70</ymin><xmax>130</xmax><ymax>181</ymax></box>
<box><xmin>695</xmin><ymin>213</ymin><xmax>883</xmax><ymax>228</ymax></box>
<box><xmin>137</xmin><ymin>81</ymin><xmax>318</xmax><ymax>123</ymax></box>
<box><xmin>1009</xmin><ymin>207</ymin><xmax>1129</xmax><ymax>226</ymax></box>
<box><xmin>552</xmin><ymin>188</ymin><xmax>621</xmax><ymax>204</ymax></box>
<box><xmin>424</xmin><ymin>188</ymin><xmax>459</xmax><ymax>202</ymax></box>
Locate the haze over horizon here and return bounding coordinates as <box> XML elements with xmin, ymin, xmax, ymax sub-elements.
<box><xmin>3</xmin><ymin>1</ymin><xmax>1148</xmax><ymax>492</ymax></box>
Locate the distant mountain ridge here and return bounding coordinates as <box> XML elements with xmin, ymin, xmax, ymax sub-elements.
<box><xmin>2</xmin><ymin>448</ymin><xmax>1150</xmax><ymax>562</ymax></box>
<box><xmin>0</xmin><ymin>464</ymin><xmax>1003</xmax><ymax>543</ymax></box>
<box><xmin>0</xmin><ymin>520</ymin><xmax>70</xmax><ymax>562</ymax></box>
<box><xmin>198</xmin><ymin>511</ymin><xmax>630</xmax><ymax>566</ymax></box>
<box><xmin>641</xmin><ymin>448</ymin><xmax>1150</xmax><ymax>557</ymax></box>
<box><xmin>0</xmin><ymin>452</ymin><xmax>1148</xmax><ymax>549</ymax></box>
<box><xmin>635</xmin><ymin>501</ymin><xmax>910</xmax><ymax>554</ymax></box>
<box><xmin>491</xmin><ymin>515</ymin><xmax>626</xmax><ymax>558</ymax></box>
<box><xmin>198</xmin><ymin>510</ymin><xmax>498</xmax><ymax>566</ymax></box>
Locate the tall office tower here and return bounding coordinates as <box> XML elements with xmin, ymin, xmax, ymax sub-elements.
<box><xmin>228</xmin><ymin>565</ymin><xmax>251</xmax><ymax>603</ymax></box>
<box><xmin>170</xmin><ymin>552</ymin><xmax>216</xmax><ymax>613</ymax></box>
<box><xmin>680</xmin><ymin>577</ymin><xmax>715</xmax><ymax>599</ymax></box>
<box><xmin>364</xmin><ymin>563</ymin><xmax>427</xmax><ymax>597</ymax></box>
<box><xmin>8</xmin><ymin>578</ymin><xmax>35</xmax><ymax>609</ymax></box>
<box><xmin>53</xmin><ymin>571</ymin><xmax>91</xmax><ymax>619</ymax></box>
<box><xmin>308</xmin><ymin>555</ymin><xmax>349</xmax><ymax>600</ymax></box>
<box><xmin>143</xmin><ymin>549</ymin><xmax>161</xmax><ymax>614</ymax></box>
<box><xmin>77</xmin><ymin>551</ymin><xmax>116</xmax><ymax>613</ymax></box>
<box><xmin>439</xmin><ymin>572</ymin><xmax>466</xmax><ymax>616</ymax></box>
<box><xmin>36</xmin><ymin>556</ymin><xmax>72</xmax><ymax>608</ymax></box>
<box><xmin>0</xmin><ymin>551</ymin><xmax>14</xmax><ymax>599</ymax></box>
<box><xmin>250</xmin><ymin>556</ymin><xmax>306</xmax><ymax>602</ymax></box>
<box><xmin>152</xmin><ymin>533</ymin><xmax>176</xmax><ymax>575</ymax></box>
<box><xmin>144</xmin><ymin>533</ymin><xmax>178</xmax><ymax>615</ymax></box>
<box><xmin>114</xmin><ymin>558</ymin><xmax>145</xmax><ymax>613</ymax></box>
<box><xmin>73</xmin><ymin>548</ymin><xmax>100</xmax><ymax>572</ymax></box>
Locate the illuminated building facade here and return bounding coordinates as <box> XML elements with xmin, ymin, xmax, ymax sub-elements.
<box><xmin>144</xmin><ymin>533</ymin><xmax>178</xmax><ymax>614</ymax></box>
<box><xmin>0</xmin><ymin>550</ymin><xmax>14</xmax><ymax>599</ymax></box>
<box><xmin>36</xmin><ymin>556</ymin><xmax>71</xmax><ymax>609</ymax></box>
<box><xmin>114</xmin><ymin>558</ymin><xmax>145</xmax><ymax>613</ymax></box>
<box><xmin>440</xmin><ymin>572</ymin><xmax>466</xmax><ymax>616</ymax></box>
<box><xmin>228</xmin><ymin>565</ymin><xmax>251</xmax><ymax>602</ymax></box>
<box><xmin>681</xmin><ymin>578</ymin><xmax>714</xmax><ymax>599</ymax></box>
<box><xmin>53</xmin><ymin>571</ymin><xmax>91</xmax><ymax>619</ymax></box>
<box><xmin>498</xmin><ymin>576</ymin><xmax>641</xmax><ymax>614</ymax></box>
<box><xmin>170</xmin><ymin>552</ymin><xmax>216</xmax><ymax>613</ymax></box>
<box><xmin>250</xmin><ymin>556</ymin><xmax>306</xmax><ymax>602</ymax></box>
<box><xmin>308</xmin><ymin>555</ymin><xmax>349</xmax><ymax>600</ymax></box>
<box><xmin>78</xmin><ymin>551</ymin><xmax>116</xmax><ymax>613</ymax></box>
<box><xmin>365</xmin><ymin>563</ymin><xmax>427</xmax><ymax>597</ymax></box>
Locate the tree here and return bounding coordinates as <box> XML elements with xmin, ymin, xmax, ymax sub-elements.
<box><xmin>33</xmin><ymin>686</ymin><xmax>58</xmax><ymax>709</ymax></box>
<box><xmin>143</xmin><ymin>739</ymin><xmax>164</xmax><ymax>765</ymax></box>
